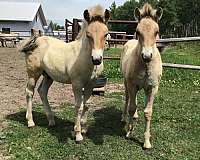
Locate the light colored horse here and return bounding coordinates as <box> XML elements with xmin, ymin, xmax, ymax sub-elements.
<box><xmin>19</xmin><ymin>5</ymin><xmax>110</xmax><ymax>142</ymax></box>
<box><xmin>121</xmin><ymin>3</ymin><xmax>163</xmax><ymax>149</ymax></box>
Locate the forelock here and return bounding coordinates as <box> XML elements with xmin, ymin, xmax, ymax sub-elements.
<box><xmin>140</xmin><ymin>3</ymin><xmax>155</xmax><ymax>19</ymax></box>
<box><xmin>89</xmin><ymin>5</ymin><xmax>104</xmax><ymax>22</ymax></box>
<box><xmin>89</xmin><ymin>5</ymin><xmax>104</xmax><ymax>17</ymax></box>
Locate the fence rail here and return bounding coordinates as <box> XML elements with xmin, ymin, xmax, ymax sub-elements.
<box><xmin>104</xmin><ymin>57</ymin><xmax>200</xmax><ymax>70</ymax></box>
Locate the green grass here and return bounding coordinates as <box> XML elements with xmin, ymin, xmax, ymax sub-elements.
<box><xmin>1</xmin><ymin>43</ymin><xmax>200</xmax><ymax>160</ymax></box>
<box><xmin>162</xmin><ymin>42</ymin><xmax>200</xmax><ymax>65</ymax></box>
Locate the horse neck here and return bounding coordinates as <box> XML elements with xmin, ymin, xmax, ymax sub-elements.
<box><xmin>77</xmin><ymin>32</ymin><xmax>93</xmax><ymax>62</ymax></box>
<box><xmin>80</xmin><ymin>33</ymin><xmax>92</xmax><ymax>55</ymax></box>
<box><xmin>135</xmin><ymin>41</ymin><xmax>143</xmax><ymax>62</ymax></box>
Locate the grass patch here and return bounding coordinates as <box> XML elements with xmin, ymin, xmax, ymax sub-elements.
<box><xmin>162</xmin><ymin>42</ymin><xmax>200</xmax><ymax>65</ymax></box>
<box><xmin>1</xmin><ymin>43</ymin><xmax>200</xmax><ymax>159</ymax></box>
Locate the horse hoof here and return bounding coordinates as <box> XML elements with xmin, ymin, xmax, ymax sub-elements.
<box><xmin>48</xmin><ymin>120</ymin><xmax>55</xmax><ymax>127</ymax></box>
<box><xmin>126</xmin><ymin>131</ymin><xmax>132</xmax><ymax>139</ymax></box>
<box><xmin>133</xmin><ymin>112</ymin><xmax>139</xmax><ymax>119</ymax></box>
<box><xmin>81</xmin><ymin>128</ymin><xmax>87</xmax><ymax>135</ymax></box>
<box><xmin>121</xmin><ymin>116</ymin><xmax>126</xmax><ymax>122</ymax></box>
<box><xmin>28</xmin><ymin>121</ymin><xmax>35</xmax><ymax>128</ymax></box>
<box><xmin>143</xmin><ymin>142</ymin><xmax>152</xmax><ymax>149</ymax></box>
<box><xmin>75</xmin><ymin>133</ymin><xmax>83</xmax><ymax>142</ymax></box>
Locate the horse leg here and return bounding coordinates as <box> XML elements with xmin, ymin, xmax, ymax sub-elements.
<box><xmin>26</xmin><ymin>75</ymin><xmax>40</xmax><ymax>127</ymax></box>
<box><xmin>0</xmin><ymin>40</ymin><xmax>3</xmax><ymax>47</ymax></box>
<box><xmin>126</xmin><ymin>84</ymin><xmax>138</xmax><ymax>138</ymax></box>
<box><xmin>143</xmin><ymin>86</ymin><xmax>158</xmax><ymax>149</ymax></box>
<box><xmin>121</xmin><ymin>80</ymin><xmax>129</xmax><ymax>122</ymax></box>
<box><xmin>133</xmin><ymin>98</ymin><xmax>139</xmax><ymax>119</ymax></box>
<box><xmin>5</xmin><ymin>41</ymin><xmax>7</xmax><ymax>47</ymax></box>
<box><xmin>73</xmin><ymin>86</ymin><xmax>84</xmax><ymax>142</ymax></box>
<box><xmin>2</xmin><ymin>40</ymin><xmax>5</xmax><ymax>47</ymax></box>
<box><xmin>38</xmin><ymin>73</ymin><xmax>55</xmax><ymax>126</ymax></box>
<box><xmin>81</xmin><ymin>81</ymin><xmax>95</xmax><ymax>134</ymax></box>
<box><xmin>122</xmin><ymin>80</ymin><xmax>139</xmax><ymax>123</ymax></box>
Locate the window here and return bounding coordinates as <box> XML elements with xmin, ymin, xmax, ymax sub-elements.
<box><xmin>2</xmin><ymin>28</ymin><xmax>10</xmax><ymax>34</ymax></box>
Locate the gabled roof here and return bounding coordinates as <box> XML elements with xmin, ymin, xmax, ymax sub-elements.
<box><xmin>0</xmin><ymin>1</ymin><xmax>47</xmax><ymax>26</ymax></box>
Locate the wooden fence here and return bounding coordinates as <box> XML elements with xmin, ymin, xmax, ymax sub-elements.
<box><xmin>65</xmin><ymin>18</ymin><xmax>200</xmax><ymax>70</ymax></box>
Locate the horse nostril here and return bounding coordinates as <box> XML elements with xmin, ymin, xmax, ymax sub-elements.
<box><xmin>141</xmin><ymin>53</ymin><xmax>152</xmax><ymax>63</ymax></box>
<box><xmin>92</xmin><ymin>56</ymin><xmax>102</xmax><ymax>65</ymax></box>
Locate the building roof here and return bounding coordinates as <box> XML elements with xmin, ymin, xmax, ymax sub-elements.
<box><xmin>0</xmin><ymin>1</ymin><xmax>47</xmax><ymax>26</ymax></box>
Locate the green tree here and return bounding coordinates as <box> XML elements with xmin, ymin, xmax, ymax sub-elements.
<box><xmin>109</xmin><ymin>0</ymin><xmax>139</xmax><ymax>34</ymax></box>
<box><xmin>158</xmin><ymin>0</ymin><xmax>179</xmax><ymax>37</ymax></box>
<box><xmin>109</xmin><ymin>0</ymin><xmax>200</xmax><ymax>37</ymax></box>
<box><xmin>52</xmin><ymin>23</ymin><xmax>64</xmax><ymax>31</ymax></box>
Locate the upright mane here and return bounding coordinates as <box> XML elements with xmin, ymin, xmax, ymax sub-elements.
<box><xmin>89</xmin><ymin>5</ymin><xmax>104</xmax><ymax>18</ymax></box>
<box><xmin>76</xmin><ymin>21</ymin><xmax>88</xmax><ymax>40</ymax></box>
<box><xmin>76</xmin><ymin>5</ymin><xmax>105</xmax><ymax>40</ymax></box>
<box><xmin>140</xmin><ymin>3</ymin><xmax>155</xmax><ymax>19</ymax></box>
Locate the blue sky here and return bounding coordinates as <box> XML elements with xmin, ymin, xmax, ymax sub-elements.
<box><xmin>40</xmin><ymin>0</ymin><xmax>127</xmax><ymax>25</ymax></box>
<box><xmin>4</xmin><ymin>0</ymin><xmax>127</xmax><ymax>25</ymax></box>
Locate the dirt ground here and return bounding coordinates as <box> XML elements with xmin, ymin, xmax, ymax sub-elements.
<box><xmin>0</xmin><ymin>47</ymin><xmax>123</xmax><ymax>122</ymax></box>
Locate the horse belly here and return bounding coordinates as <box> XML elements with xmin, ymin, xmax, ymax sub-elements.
<box><xmin>43</xmin><ymin>56</ymin><xmax>71</xmax><ymax>83</ymax></box>
<box><xmin>45</xmin><ymin>69</ymin><xmax>71</xmax><ymax>83</ymax></box>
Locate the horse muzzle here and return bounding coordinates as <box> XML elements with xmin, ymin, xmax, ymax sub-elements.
<box><xmin>141</xmin><ymin>47</ymin><xmax>153</xmax><ymax>63</ymax></box>
<box><xmin>142</xmin><ymin>53</ymin><xmax>152</xmax><ymax>63</ymax></box>
<box><xmin>92</xmin><ymin>56</ymin><xmax>102</xmax><ymax>65</ymax></box>
<box><xmin>92</xmin><ymin>49</ymin><xmax>103</xmax><ymax>65</ymax></box>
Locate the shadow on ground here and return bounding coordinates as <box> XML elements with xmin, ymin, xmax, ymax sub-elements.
<box><xmin>6</xmin><ymin>105</ymin><xmax>143</xmax><ymax>147</ymax></box>
<box><xmin>6</xmin><ymin>110</ymin><xmax>74</xmax><ymax>143</ymax></box>
<box><xmin>87</xmin><ymin>106</ymin><xmax>143</xmax><ymax>147</ymax></box>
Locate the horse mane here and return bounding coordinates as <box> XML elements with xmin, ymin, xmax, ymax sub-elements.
<box><xmin>89</xmin><ymin>5</ymin><xmax>104</xmax><ymax>17</ymax></box>
<box><xmin>76</xmin><ymin>21</ymin><xmax>88</xmax><ymax>40</ymax></box>
<box><xmin>140</xmin><ymin>3</ymin><xmax>155</xmax><ymax>19</ymax></box>
<box><xmin>76</xmin><ymin>5</ymin><xmax>105</xmax><ymax>40</ymax></box>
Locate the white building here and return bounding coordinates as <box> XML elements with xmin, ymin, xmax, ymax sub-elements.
<box><xmin>0</xmin><ymin>1</ymin><xmax>50</xmax><ymax>37</ymax></box>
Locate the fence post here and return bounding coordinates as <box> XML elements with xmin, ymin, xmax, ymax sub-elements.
<box><xmin>72</xmin><ymin>18</ymin><xmax>79</xmax><ymax>41</ymax></box>
<box><xmin>65</xmin><ymin>19</ymin><xmax>68</xmax><ymax>43</ymax></box>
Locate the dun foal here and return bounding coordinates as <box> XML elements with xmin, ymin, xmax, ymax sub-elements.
<box><xmin>19</xmin><ymin>5</ymin><xmax>109</xmax><ymax>142</ymax></box>
<box><xmin>121</xmin><ymin>4</ymin><xmax>163</xmax><ymax>149</ymax></box>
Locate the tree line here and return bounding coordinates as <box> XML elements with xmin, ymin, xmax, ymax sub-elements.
<box><xmin>109</xmin><ymin>0</ymin><xmax>200</xmax><ymax>38</ymax></box>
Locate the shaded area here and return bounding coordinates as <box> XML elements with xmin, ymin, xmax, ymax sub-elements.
<box><xmin>87</xmin><ymin>106</ymin><xmax>143</xmax><ymax>147</ymax></box>
<box><xmin>6</xmin><ymin>110</ymin><xmax>74</xmax><ymax>143</ymax></box>
<box><xmin>6</xmin><ymin>105</ymin><xmax>143</xmax><ymax>147</ymax></box>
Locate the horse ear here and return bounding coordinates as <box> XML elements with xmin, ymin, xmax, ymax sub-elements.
<box><xmin>155</xmin><ymin>7</ymin><xmax>163</xmax><ymax>21</ymax></box>
<box><xmin>84</xmin><ymin>9</ymin><xmax>90</xmax><ymax>22</ymax></box>
<box><xmin>104</xmin><ymin>9</ymin><xmax>110</xmax><ymax>23</ymax></box>
<box><xmin>134</xmin><ymin>7</ymin><xmax>141</xmax><ymax>21</ymax></box>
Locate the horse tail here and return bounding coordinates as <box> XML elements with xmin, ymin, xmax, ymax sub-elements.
<box><xmin>18</xmin><ymin>35</ymin><xmax>38</xmax><ymax>54</ymax></box>
<box><xmin>18</xmin><ymin>29</ymin><xmax>42</xmax><ymax>54</ymax></box>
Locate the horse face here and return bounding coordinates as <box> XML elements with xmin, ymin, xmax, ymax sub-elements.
<box><xmin>86</xmin><ymin>22</ymin><xmax>108</xmax><ymax>65</ymax></box>
<box><xmin>84</xmin><ymin>9</ymin><xmax>110</xmax><ymax>65</ymax></box>
<box><xmin>135</xmin><ymin>7</ymin><xmax>162</xmax><ymax>63</ymax></box>
<box><xmin>136</xmin><ymin>19</ymin><xmax>159</xmax><ymax>62</ymax></box>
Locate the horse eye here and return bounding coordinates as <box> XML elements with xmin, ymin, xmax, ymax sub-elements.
<box><xmin>155</xmin><ymin>31</ymin><xmax>159</xmax><ymax>36</ymax></box>
<box><xmin>86</xmin><ymin>32</ymin><xmax>92</xmax><ymax>38</ymax></box>
<box><xmin>104</xmin><ymin>33</ymin><xmax>108</xmax><ymax>38</ymax></box>
<box><xmin>136</xmin><ymin>30</ymin><xmax>140</xmax><ymax>36</ymax></box>
<box><xmin>136</xmin><ymin>30</ymin><xmax>140</xmax><ymax>39</ymax></box>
